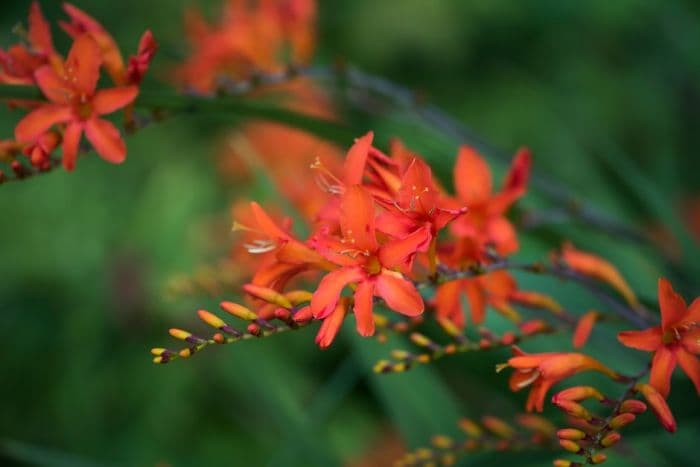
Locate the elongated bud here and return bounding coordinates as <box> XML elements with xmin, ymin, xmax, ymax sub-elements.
<box><xmin>553</xmin><ymin>386</ymin><xmax>604</xmax><ymax>403</ymax></box>
<box><xmin>243</xmin><ymin>284</ymin><xmax>293</xmax><ymax>308</ymax></box>
<box><xmin>519</xmin><ymin>319</ymin><xmax>551</xmax><ymax>336</ymax></box>
<box><xmin>609</xmin><ymin>413</ymin><xmax>635</xmax><ymax>430</ymax></box>
<box><xmin>553</xmin><ymin>399</ymin><xmax>592</xmax><ymax>421</ymax></box>
<box><xmin>410</xmin><ymin>332</ymin><xmax>433</xmax><ymax>348</ymax></box>
<box><xmin>458</xmin><ymin>418</ymin><xmax>483</xmax><ymax>438</ymax></box>
<box><xmin>284</xmin><ymin>290</ymin><xmax>313</xmax><ymax>305</ymax></box>
<box><xmin>619</xmin><ymin>399</ymin><xmax>647</xmax><ymax>414</ymax></box>
<box><xmin>431</xmin><ymin>435</ymin><xmax>454</xmax><ymax>449</ymax></box>
<box><xmin>197</xmin><ymin>309</ymin><xmax>225</xmax><ymax>329</ymax></box>
<box><xmin>553</xmin><ymin>460</ymin><xmax>573</xmax><ymax>467</ymax></box>
<box><xmin>572</xmin><ymin>311</ymin><xmax>598</xmax><ymax>349</ymax></box>
<box><xmin>600</xmin><ymin>432</ymin><xmax>621</xmax><ymax>447</ymax></box>
<box><xmin>482</xmin><ymin>416</ymin><xmax>514</xmax><ymax>439</ymax></box>
<box><xmin>557</xmin><ymin>429</ymin><xmax>586</xmax><ymax>441</ymax></box>
<box><xmin>511</xmin><ymin>291</ymin><xmax>563</xmax><ymax>314</ymax></box>
<box><xmin>293</xmin><ymin>305</ymin><xmax>313</xmax><ymax>322</ymax></box>
<box><xmin>169</xmin><ymin>328</ymin><xmax>206</xmax><ymax>344</ymax></box>
<box><xmin>516</xmin><ymin>414</ymin><xmax>556</xmax><ymax>437</ymax></box>
<box><xmin>558</xmin><ymin>439</ymin><xmax>581</xmax><ymax>453</ymax></box>
<box><xmin>591</xmin><ymin>453</ymin><xmax>607</xmax><ymax>464</ymax></box>
<box><xmin>636</xmin><ymin>383</ymin><xmax>677</xmax><ymax>433</ymax></box>
<box><xmin>220</xmin><ymin>301</ymin><xmax>258</xmax><ymax>320</ymax></box>
<box><xmin>436</xmin><ymin>317</ymin><xmax>462</xmax><ymax>338</ymax></box>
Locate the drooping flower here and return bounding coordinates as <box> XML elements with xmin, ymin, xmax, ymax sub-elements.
<box><xmin>499</xmin><ymin>346</ymin><xmax>619</xmax><ymax>412</ymax></box>
<box><xmin>311</xmin><ymin>185</ymin><xmax>429</xmax><ymax>339</ymax></box>
<box><xmin>450</xmin><ymin>145</ymin><xmax>531</xmax><ymax>259</ymax></box>
<box><xmin>618</xmin><ymin>278</ymin><xmax>700</xmax><ymax>397</ymax></box>
<box><xmin>14</xmin><ymin>35</ymin><xmax>138</xmax><ymax>170</ymax></box>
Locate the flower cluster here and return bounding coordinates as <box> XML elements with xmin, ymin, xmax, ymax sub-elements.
<box><xmin>0</xmin><ymin>2</ymin><xmax>156</xmax><ymax>175</ymax></box>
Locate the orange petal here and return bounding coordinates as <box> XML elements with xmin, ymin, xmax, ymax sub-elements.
<box><xmin>434</xmin><ymin>280</ymin><xmax>464</xmax><ymax>328</ymax></box>
<box><xmin>353</xmin><ymin>280</ymin><xmax>375</xmax><ymax>336</ymax></box>
<box><xmin>454</xmin><ymin>145</ymin><xmax>492</xmax><ymax>205</ymax></box>
<box><xmin>28</xmin><ymin>2</ymin><xmax>54</xmax><ymax>55</ymax></box>
<box><xmin>340</xmin><ymin>185</ymin><xmax>377</xmax><ymax>252</ymax></box>
<box><xmin>680</xmin><ymin>297</ymin><xmax>700</xmax><ymax>330</ymax></box>
<box><xmin>34</xmin><ymin>66</ymin><xmax>73</xmax><ymax>104</ymax></box>
<box><xmin>14</xmin><ymin>104</ymin><xmax>72</xmax><ymax>142</ymax></box>
<box><xmin>617</xmin><ymin>327</ymin><xmax>662</xmax><ymax>352</ymax></box>
<box><xmin>676</xmin><ymin>348</ymin><xmax>700</xmax><ymax>395</ymax></box>
<box><xmin>464</xmin><ymin>279</ymin><xmax>486</xmax><ymax>324</ymax></box>
<box><xmin>343</xmin><ymin>131</ymin><xmax>373</xmax><ymax>185</ymax></box>
<box><xmin>397</xmin><ymin>157</ymin><xmax>438</xmax><ymax>213</ymax></box>
<box><xmin>486</xmin><ymin>216</ymin><xmax>519</xmax><ymax>256</ymax></box>
<box><xmin>572</xmin><ymin>311</ymin><xmax>598</xmax><ymax>349</ymax></box>
<box><xmin>377</xmin><ymin>225</ymin><xmax>431</xmax><ymax>269</ymax></box>
<box><xmin>311</xmin><ymin>266</ymin><xmax>364</xmax><ymax>319</ymax></box>
<box><xmin>61</xmin><ymin>122</ymin><xmax>83</xmax><ymax>171</ymax></box>
<box><xmin>315</xmin><ymin>300</ymin><xmax>346</xmax><ymax>348</ymax></box>
<box><xmin>93</xmin><ymin>86</ymin><xmax>138</xmax><ymax>115</ymax></box>
<box><xmin>650</xmin><ymin>346</ymin><xmax>677</xmax><ymax>398</ymax></box>
<box><xmin>489</xmin><ymin>147</ymin><xmax>531</xmax><ymax>214</ymax></box>
<box><xmin>636</xmin><ymin>383</ymin><xmax>677</xmax><ymax>432</ymax></box>
<box><xmin>375</xmin><ymin>272</ymin><xmax>424</xmax><ymax>316</ymax></box>
<box><xmin>658</xmin><ymin>278</ymin><xmax>687</xmax><ymax>331</ymax></box>
<box><xmin>250</xmin><ymin>202</ymin><xmax>290</xmax><ymax>241</ymax></box>
<box><xmin>682</xmin><ymin>329</ymin><xmax>700</xmax><ymax>354</ymax></box>
<box><xmin>558</xmin><ymin>243</ymin><xmax>638</xmax><ymax>307</ymax></box>
<box><xmin>66</xmin><ymin>34</ymin><xmax>102</xmax><ymax>94</ymax></box>
<box><xmin>84</xmin><ymin>118</ymin><xmax>126</xmax><ymax>163</ymax></box>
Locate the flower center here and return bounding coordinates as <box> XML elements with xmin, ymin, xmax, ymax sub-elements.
<box><xmin>365</xmin><ymin>255</ymin><xmax>382</xmax><ymax>275</ymax></box>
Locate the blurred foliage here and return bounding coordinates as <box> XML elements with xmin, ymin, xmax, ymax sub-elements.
<box><xmin>1</xmin><ymin>1</ymin><xmax>699</xmax><ymax>466</ymax></box>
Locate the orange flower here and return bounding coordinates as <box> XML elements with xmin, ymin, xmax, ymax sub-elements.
<box><xmin>14</xmin><ymin>35</ymin><xmax>138</xmax><ymax>170</ymax></box>
<box><xmin>500</xmin><ymin>346</ymin><xmax>619</xmax><ymax>412</ymax></box>
<box><xmin>311</xmin><ymin>186</ymin><xmax>429</xmax><ymax>338</ymax></box>
<box><xmin>0</xmin><ymin>2</ymin><xmax>61</xmax><ymax>86</ymax></box>
<box><xmin>618</xmin><ymin>278</ymin><xmax>700</xmax><ymax>397</ymax></box>
<box><xmin>450</xmin><ymin>146</ymin><xmax>531</xmax><ymax>259</ymax></box>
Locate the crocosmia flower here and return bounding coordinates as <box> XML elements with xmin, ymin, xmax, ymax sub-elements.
<box><xmin>618</xmin><ymin>278</ymin><xmax>700</xmax><ymax>397</ymax></box>
<box><xmin>14</xmin><ymin>35</ymin><xmax>138</xmax><ymax>170</ymax></box>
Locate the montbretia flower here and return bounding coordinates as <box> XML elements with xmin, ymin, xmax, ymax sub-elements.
<box><xmin>14</xmin><ymin>35</ymin><xmax>138</xmax><ymax>170</ymax></box>
<box><xmin>450</xmin><ymin>145</ymin><xmax>531</xmax><ymax>259</ymax></box>
<box><xmin>618</xmin><ymin>278</ymin><xmax>700</xmax><ymax>397</ymax></box>
<box><xmin>311</xmin><ymin>185</ymin><xmax>429</xmax><ymax>338</ymax></box>
<box><xmin>499</xmin><ymin>346</ymin><xmax>619</xmax><ymax>412</ymax></box>
<box><xmin>0</xmin><ymin>2</ymin><xmax>58</xmax><ymax>85</ymax></box>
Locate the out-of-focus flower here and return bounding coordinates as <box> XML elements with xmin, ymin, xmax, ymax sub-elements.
<box><xmin>450</xmin><ymin>146</ymin><xmax>531</xmax><ymax>259</ymax></box>
<box><xmin>14</xmin><ymin>35</ymin><xmax>138</xmax><ymax>170</ymax></box>
<box><xmin>572</xmin><ymin>310</ymin><xmax>598</xmax><ymax>349</ymax></box>
<box><xmin>618</xmin><ymin>278</ymin><xmax>700</xmax><ymax>397</ymax></box>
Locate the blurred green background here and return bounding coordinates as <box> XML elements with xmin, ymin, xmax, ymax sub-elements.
<box><xmin>1</xmin><ymin>1</ymin><xmax>699</xmax><ymax>466</ymax></box>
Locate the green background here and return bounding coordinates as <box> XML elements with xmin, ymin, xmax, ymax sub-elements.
<box><xmin>1</xmin><ymin>1</ymin><xmax>699</xmax><ymax>466</ymax></box>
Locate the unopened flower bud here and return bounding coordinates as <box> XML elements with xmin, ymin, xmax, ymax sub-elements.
<box><xmin>559</xmin><ymin>439</ymin><xmax>581</xmax><ymax>453</ymax></box>
<box><xmin>243</xmin><ymin>284</ymin><xmax>293</xmax><ymax>308</ymax></box>
<box><xmin>220</xmin><ymin>301</ymin><xmax>258</xmax><ymax>320</ymax></box>
<box><xmin>482</xmin><ymin>416</ymin><xmax>514</xmax><ymax>439</ymax></box>
<box><xmin>553</xmin><ymin>399</ymin><xmax>592</xmax><ymax>421</ymax></box>
<box><xmin>197</xmin><ymin>309</ymin><xmax>226</xmax><ymax>329</ymax></box>
<box><xmin>600</xmin><ymin>432</ymin><xmax>621</xmax><ymax>447</ymax></box>
<box><xmin>636</xmin><ymin>384</ymin><xmax>677</xmax><ymax>433</ymax></box>
<box><xmin>591</xmin><ymin>453</ymin><xmax>607</xmax><ymax>464</ymax></box>
<box><xmin>553</xmin><ymin>386</ymin><xmax>604</xmax><ymax>403</ymax></box>
<box><xmin>458</xmin><ymin>418</ymin><xmax>483</xmax><ymax>438</ymax></box>
<box><xmin>609</xmin><ymin>413</ymin><xmax>636</xmax><ymax>430</ymax></box>
<box><xmin>619</xmin><ymin>399</ymin><xmax>647</xmax><ymax>414</ymax></box>
<box><xmin>557</xmin><ymin>428</ymin><xmax>586</xmax><ymax>441</ymax></box>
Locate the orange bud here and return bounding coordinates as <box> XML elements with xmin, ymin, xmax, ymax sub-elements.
<box><xmin>619</xmin><ymin>399</ymin><xmax>647</xmax><ymax>414</ymax></box>
<box><xmin>410</xmin><ymin>332</ymin><xmax>433</xmax><ymax>348</ymax></box>
<box><xmin>293</xmin><ymin>305</ymin><xmax>313</xmax><ymax>322</ymax></box>
<box><xmin>511</xmin><ymin>290</ymin><xmax>563</xmax><ymax>314</ymax></box>
<box><xmin>553</xmin><ymin>386</ymin><xmax>605</xmax><ymax>403</ymax></box>
<box><xmin>591</xmin><ymin>453</ymin><xmax>607</xmax><ymax>464</ymax></box>
<box><xmin>609</xmin><ymin>413</ymin><xmax>636</xmax><ymax>430</ymax></box>
<box><xmin>220</xmin><ymin>301</ymin><xmax>258</xmax><ymax>321</ymax></box>
<box><xmin>436</xmin><ymin>317</ymin><xmax>462</xmax><ymax>338</ymax></box>
<box><xmin>284</xmin><ymin>290</ymin><xmax>313</xmax><ymax>305</ymax></box>
<box><xmin>482</xmin><ymin>416</ymin><xmax>514</xmax><ymax>439</ymax></box>
<box><xmin>168</xmin><ymin>328</ymin><xmax>191</xmax><ymax>340</ymax></box>
<box><xmin>553</xmin><ymin>460</ymin><xmax>573</xmax><ymax>467</ymax></box>
<box><xmin>600</xmin><ymin>432</ymin><xmax>621</xmax><ymax>447</ymax></box>
<box><xmin>557</xmin><ymin>428</ymin><xmax>586</xmax><ymax>440</ymax></box>
<box><xmin>556</xmin><ymin>243</ymin><xmax>638</xmax><ymax>307</ymax></box>
<box><xmin>636</xmin><ymin>383</ymin><xmax>677</xmax><ymax>433</ymax></box>
<box><xmin>553</xmin><ymin>399</ymin><xmax>592</xmax><ymax>421</ymax></box>
<box><xmin>431</xmin><ymin>435</ymin><xmax>453</xmax><ymax>449</ymax></box>
<box><xmin>515</xmin><ymin>414</ymin><xmax>556</xmax><ymax>436</ymax></box>
<box><xmin>197</xmin><ymin>309</ymin><xmax>226</xmax><ymax>329</ymax></box>
<box><xmin>558</xmin><ymin>439</ymin><xmax>581</xmax><ymax>453</ymax></box>
<box><xmin>519</xmin><ymin>319</ymin><xmax>550</xmax><ymax>336</ymax></box>
<box><xmin>572</xmin><ymin>311</ymin><xmax>598</xmax><ymax>349</ymax></box>
<box><xmin>243</xmin><ymin>284</ymin><xmax>293</xmax><ymax>308</ymax></box>
<box><xmin>458</xmin><ymin>418</ymin><xmax>483</xmax><ymax>438</ymax></box>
